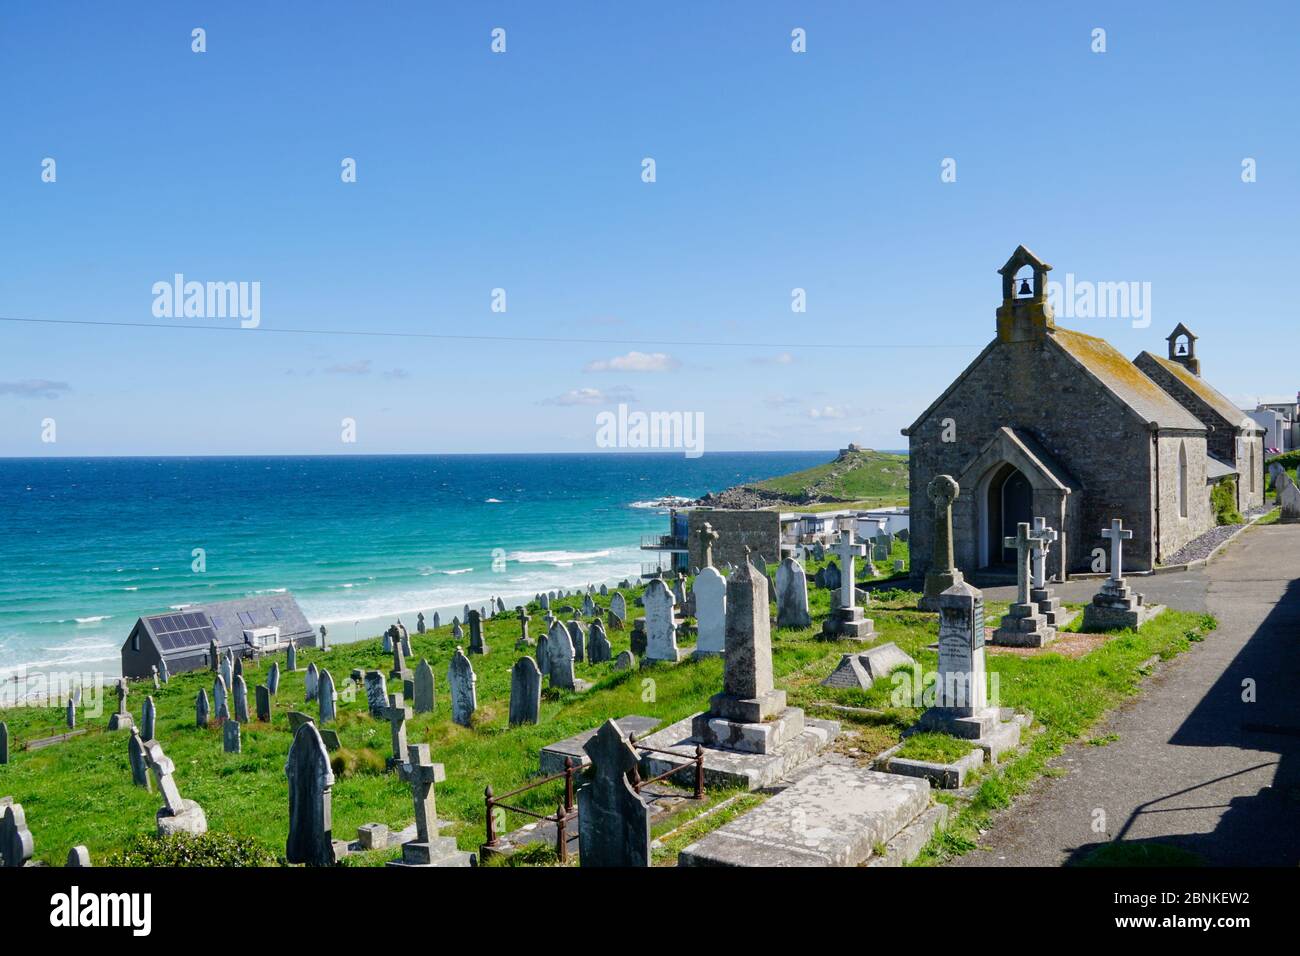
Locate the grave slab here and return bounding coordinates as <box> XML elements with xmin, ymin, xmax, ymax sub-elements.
<box><xmin>539</xmin><ymin>715</ymin><xmax>660</xmax><ymax>775</ymax></box>
<box><xmin>678</xmin><ymin>763</ymin><xmax>932</xmax><ymax>867</ymax></box>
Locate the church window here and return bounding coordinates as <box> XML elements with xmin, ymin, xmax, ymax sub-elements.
<box><xmin>1177</xmin><ymin>442</ymin><xmax>1189</xmax><ymax>518</ymax></box>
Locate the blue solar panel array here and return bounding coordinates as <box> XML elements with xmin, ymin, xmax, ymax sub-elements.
<box><xmin>147</xmin><ymin>611</ymin><xmax>217</xmax><ymax>651</ymax></box>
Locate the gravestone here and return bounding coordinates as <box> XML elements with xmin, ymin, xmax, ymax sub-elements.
<box><xmin>497</xmin><ymin>596</ymin><xmax>507</xmax><ymax>614</ymax></box>
<box><xmin>213</xmin><ymin>676</ymin><xmax>230</xmax><ymax>723</ymax></box>
<box><xmin>223</xmin><ymin>720</ymin><xmax>242</xmax><ymax>754</ymax></box>
<box><xmin>141</xmin><ymin>695</ymin><xmax>156</xmax><ymax>741</ymax></box>
<box><xmin>577</xmin><ymin>719</ymin><xmax>650</xmax><ymax>868</ymax></box>
<box><xmin>158</xmin><ymin>658</ymin><xmax>169</xmax><ymax>684</ymax></box>
<box><xmin>587</xmin><ymin>619</ymin><xmax>612</xmax><ymax>663</ymax></box>
<box><xmin>319</xmin><ymin>624</ymin><xmax>328</xmax><ymax>651</ymax></box>
<box><xmin>630</xmin><ymin>618</ymin><xmax>648</xmax><ymax>657</ymax></box>
<box><xmin>286</xmin><ymin>641</ymin><xmax>298</xmax><ymax>672</ymax></box>
<box><xmin>468</xmin><ymin>610</ymin><xmax>487</xmax><ymax>655</ymax></box>
<box><xmin>692</xmin><ymin>566</ymin><xmax>727</xmax><ymax>655</ymax></box>
<box><xmin>0</xmin><ymin>802</ymin><xmax>34</xmax><ymax>868</ymax></box>
<box><xmin>582</xmin><ymin>593</ymin><xmax>597</xmax><ymax>618</ymax></box>
<box><xmin>220</xmin><ymin>655</ymin><xmax>233</xmax><ymax>692</ymax></box>
<box><xmin>991</xmin><ymin>521</ymin><xmax>1056</xmax><ymax>647</ymax></box>
<box><xmin>383</xmin><ymin>693</ymin><xmax>411</xmax><ymax>769</ymax></box>
<box><xmin>305</xmin><ymin>662</ymin><xmax>319</xmax><ymax>702</ymax></box>
<box><xmin>821</xmin><ymin>532</ymin><xmax>875</xmax><ymax>639</ymax></box>
<box><xmin>600</xmin><ymin>584</ymin><xmax>609</xmax><ymax>596</ymax></box>
<box><xmin>209</xmin><ymin>638</ymin><xmax>220</xmax><ymax>672</ymax></box>
<box><xmin>548</xmin><ymin>621</ymin><xmax>578</xmax><ymax>690</ymax></box>
<box><xmin>872</xmin><ymin>532</ymin><xmax>891</xmax><ymax>563</ymax></box>
<box><xmin>417</xmin><ymin>611</ymin><xmax>426</xmax><ymax>634</ymax></box>
<box><xmin>233</xmin><ymin>675</ymin><xmax>251</xmax><ymax>723</ymax></box>
<box><xmin>391</xmin><ymin>635</ymin><xmax>411</xmax><ymax>681</ymax></box>
<box><xmin>1082</xmin><ymin>518</ymin><xmax>1163</xmax><ymax>630</ymax></box>
<box><xmin>540</xmin><ymin>593</ymin><xmax>550</xmax><ymax>611</ymax></box>
<box><xmin>1280</xmin><ymin>473</ymin><xmax>1300</xmax><ymax>523</ymax></box>
<box><xmin>568</xmin><ymin>619</ymin><xmax>586</xmax><ymax>663</ymax></box>
<box><xmin>108</xmin><ymin>679</ymin><xmax>133</xmax><ymax>731</ymax></box>
<box><xmin>607</xmin><ymin>608</ymin><xmax>624</xmax><ymax>630</ymax></box>
<box><xmin>0</xmin><ymin>721</ymin><xmax>7</xmax><ymax>764</ymax></box>
<box><xmin>233</xmin><ymin>657</ymin><xmax>244</xmax><ymax>682</ymax></box>
<box><xmin>509</xmin><ymin>657</ymin><xmax>542</xmax><ymax>726</ymax></box>
<box><xmin>775</xmin><ymin>557</ymin><xmax>811</xmax><ymax>629</ymax></box>
<box><xmin>821</xmin><ymin>642</ymin><xmax>916</xmax><ymax>690</ymax></box>
<box><xmin>128</xmin><ymin>730</ymin><xmax>151</xmax><ymax>789</ymax></box>
<box><xmin>919</xmin><ymin>475</ymin><xmax>966</xmax><ymax>611</ymax></box>
<box><xmin>256</xmin><ymin>684</ymin><xmax>272</xmax><ymax>722</ymax></box>
<box><xmin>66</xmin><ymin>696</ymin><xmax>76</xmax><ymax>730</ymax></box>
<box><xmin>364</xmin><ymin>671</ymin><xmax>389</xmax><ymax>718</ymax></box>
<box><xmin>611</xmin><ymin>592</ymin><xmax>627</xmax><ymax>620</ymax></box>
<box><xmin>516</xmin><ymin>607</ymin><xmax>533</xmax><ymax>647</ymax></box>
<box><xmin>536</xmin><ymin>631</ymin><xmax>551</xmax><ymax>676</ymax></box>
<box><xmin>452</xmin><ymin>621</ymin><xmax>464</xmax><ymax>640</ymax></box>
<box><xmin>448</xmin><ymin>647</ymin><xmax>477</xmax><ymax>727</ymax></box>
<box><xmin>382</xmin><ymin>627</ymin><xmax>394</xmax><ymax>654</ymax></box>
<box><xmin>151</xmin><ymin>665</ymin><xmax>160</xmax><ymax>690</ymax></box>
<box><xmin>145</xmin><ymin>739</ymin><xmax>207</xmax><ymax>836</ymax></box>
<box><xmin>613</xmin><ymin>650</ymin><xmax>636</xmax><ymax>671</ymax></box>
<box><xmin>643</xmin><ymin>578</ymin><xmax>681</xmax><ymax>663</ymax></box>
<box><xmin>815</xmin><ymin>560</ymin><xmax>841</xmax><ymax>593</ymax></box>
<box><xmin>386</xmin><ymin>744</ymin><xmax>469</xmax><ymax>867</ymax></box>
<box><xmin>266</xmin><ymin>661</ymin><xmax>281</xmax><ymax>697</ymax></box>
<box><xmin>433</xmin><ymin>611</ymin><xmax>441</xmax><ymax>630</ymax></box>
<box><xmin>1028</xmin><ymin>516</ymin><xmax>1069</xmax><ymax>626</ymax></box>
<box><xmin>285</xmin><ymin>722</ymin><xmax>336</xmax><ymax>866</ymax></box>
<box><xmin>318</xmin><ymin>669</ymin><xmax>337</xmax><ymax>722</ymax></box>
<box><xmin>413</xmin><ymin>658</ymin><xmax>436</xmax><ymax>714</ymax></box>
<box><xmin>66</xmin><ymin>846</ymin><xmax>91</xmax><ymax>867</ymax></box>
<box><xmin>195</xmin><ymin>689</ymin><xmax>210</xmax><ymax>728</ymax></box>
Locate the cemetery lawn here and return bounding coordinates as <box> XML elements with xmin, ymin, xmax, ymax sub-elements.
<box><xmin>0</xmin><ymin>556</ymin><xmax>1216</xmax><ymax>868</ymax></box>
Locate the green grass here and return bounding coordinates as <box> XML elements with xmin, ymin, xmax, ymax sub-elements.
<box><xmin>894</xmin><ymin>733</ymin><xmax>977</xmax><ymax>764</ymax></box>
<box><xmin>750</xmin><ymin>447</ymin><xmax>908</xmax><ymax>503</ymax></box>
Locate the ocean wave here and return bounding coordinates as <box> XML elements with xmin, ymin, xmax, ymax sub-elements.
<box><xmin>508</xmin><ymin>549</ymin><xmax>611</xmax><ymax>565</ymax></box>
<box><xmin>628</xmin><ymin>496</ymin><xmax>694</xmax><ymax>510</ymax></box>
<box><xmin>485</xmin><ymin>498</ymin><xmax>503</xmax><ymax>503</ymax></box>
<box><xmin>75</xmin><ymin>615</ymin><xmax>112</xmax><ymax>624</ymax></box>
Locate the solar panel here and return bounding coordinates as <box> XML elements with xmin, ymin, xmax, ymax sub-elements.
<box><xmin>148</xmin><ymin>611</ymin><xmax>217</xmax><ymax>652</ymax></box>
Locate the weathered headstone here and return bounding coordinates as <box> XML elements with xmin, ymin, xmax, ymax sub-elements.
<box><xmin>391</xmin><ymin>634</ymin><xmax>410</xmax><ymax>681</ymax></box>
<box><xmin>233</xmin><ymin>675</ymin><xmax>251</xmax><ymax>723</ymax></box>
<box><xmin>577</xmin><ymin>719</ymin><xmax>650</xmax><ymax>868</ymax></box>
<box><xmin>630</xmin><ymin>617</ymin><xmax>648</xmax><ymax>657</ymax></box>
<box><xmin>158</xmin><ymin>658</ymin><xmax>169</xmax><ymax>684</ymax></box>
<box><xmin>689</xmin><ymin>565</ymin><xmax>727</xmax><ymax>656</ymax></box>
<box><xmin>128</xmin><ymin>729</ymin><xmax>151</xmax><ymax>789</ymax></box>
<box><xmin>452</xmin><ymin>620</ymin><xmax>464</xmax><ymax>640</ymax></box>
<box><xmin>364</xmin><ymin>670</ymin><xmax>389</xmax><ymax>718</ymax></box>
<box><xmin>582</xmin><ymin>593</ymin><xmax>598</xmax><ymax>618</ymax></box>
<box><xmin>267</xmin><ymin>661</ymin><xmax>281</xmax><ymax>696</ymax></box>
<box><xmin>432</xmin><ymin>611</ymin><xmax>441</xmax><ymax>630</ymax></box>
<box><xmin>141</xmin><ymin>695</ymin><xmax>156</xmax><ymax>741</ymax></box>
<box><xmin>915</xmin><ymin>581</ymin><xmax>990</xmax><ymax>736</ymax></box>
<box><xmin>209</xmin><ymin>638</ymin><xmax>220</xmax><ymax>672</ymax></box>
<box><xmin>66</xmin><ymin>845</ymin><xmax>91</xmax><ymax>867</ymax></box>
<box><xmin>383</xmin><ymin>692</ymin><xmax>411</xmax><ymax>768</ymax></box>
<box><xmin>304</xmin><ymin>662</ymin><xmax>319</xmax><ymax>702</ymax></box>
<box><xmin>448</xmin><ymin>647</ymin><xmax>477</xmax><ymax>727</ymax></box>
<box><xmin>467</xmin><ymin>609</ymin><xmax>487</xmax><ymax>655</ymax></box>
<box><xmin>613</xmin><ymin>650</ymin><xmax>636</xmax><ymax>671</ymax></box>
<box><xmin>256</xmin><ymin>684</ymin><xmax>272</xmax><ymax>722</ymax></box>
<box><xmin>382</xmin><ymin>626</ymin><xmax>394</xmax><ymax>655</ymax></box>
<box><xmin>318</xmin><ymin>669</ymin><xmax>337</xmax><ymax>722</ymax></box>
<box><xmin>919</xmin><ymin>475</ymin><xmax>966</xmax><ymax>611</ymax></box>
<box><xmin>509</xmin><ymin>656</ymin><xmax>542</xmax><ymax>726</ymax></box>
<box><xmin>223</xmin><ymin>720</ymin><xmax>242</xmax><ymax>754</ymax></box>
<box><xmin>196</xmin><ymin>689</ymin><xmax>210</xmax><ymax>728</ymax></box>
<box><xmin>587</xmin><ymin>619</ymin><xmax>612</xmax><ymax>663</ymax></box>
<box><xmin>0</xmin><ymin>721</ymin><xmax>7</xmax><ymax>765</ymax></box>
<box><xmin>417</xmin><ymin>611</ymin><xmax>426</xmax><ymax>634</ymax></box>
<box><xmin>286</xmin><ymin>641</ymin><xmax>298</xmax><ymax>672</ymax></box>
<box><xmin>548</xmin><ymin>621</ymin><xmax>578</xmax><ymax>690</ymax></box>
<box><xmin>611</xmin><ymin>592</ymin><xmax>627</xmax><ymax>621</ymax></box>
<box><xmin>1280</xmin><ymin>473</ymin><xmax>1300</xmax><ymax>523</ymax></box>
<box><xmin>568</xmin><ymin>619</ymin><xmax>586</xmax><ymax>663</ymax></box>
<box><xmin>413</xmin><ymin>658</ymin><xmax>435</xmax><ymax>714</ymax></box>
<box><xmin>213</xmin><ymin>676</ymin><xmax>230</xmax><ymax>723</ymax></box>
<box><xmin>643</xmin><ymin>578</ymin><xmax>681</xmax><ymax>663</ymax></box>
<box><xmin>66</xmin><ymin>696</ymin><xmax>76</xmax><ymax>730</ymax></box>
<box><xmin>220</xmin><ymin>655</ymin><xmax>233</xmax><ymax>692</ymax></box>
<box><xmin>0</xmin><ymin>802</ymin><xmax>34</xmax><ymax>868</ymax></box>
<box><xmin>775</xmin><ymin>556</ymin><xmax>811</xmax><ymax>629</ymax></box>
<box><xmin>285</xmin><ymin>722</ymin><xmax>336</xmax><ymax>866</ymax></box>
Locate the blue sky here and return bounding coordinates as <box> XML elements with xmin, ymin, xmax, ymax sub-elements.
<box><xmin>2</xmin><ymin>1</ymin><xmax>1296</xmax><ymax>456</ymax></box>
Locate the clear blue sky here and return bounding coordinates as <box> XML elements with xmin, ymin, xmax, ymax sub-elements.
<box><xmin>2</xmin><ymin>1</ymin><xmax>1296</xmax><ymax>456</ymax></box>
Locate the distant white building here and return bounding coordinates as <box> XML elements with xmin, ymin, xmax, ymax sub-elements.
<box><xmin>1244</xmin><ymin>393</ymin><xmax>1299</xmax><ymax>454</ymax></box>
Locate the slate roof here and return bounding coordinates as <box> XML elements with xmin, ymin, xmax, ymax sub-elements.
<box><xmin>1206</xmin><ymin>456</ymin><xmax>1238</xmax><ymax>481</ymax></box>
<box><xmin>137</xmin><ymin>593</ymin><xmax>314</xmax><ymax>657</ymax></box>
<box><xmin>1137</xmin><ymin>352</ymin><xmax>1255</xmax><ymax>430</ymax></box>
<box><xmin>1051</xmin><ymin>328</ymin><xmax>1206</xmax><ymax>432</ymax></box>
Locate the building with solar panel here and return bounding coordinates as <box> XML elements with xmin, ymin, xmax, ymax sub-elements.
<box><xmin>120</xmin><ymin>593</ymin><xmax>316</xmax><ymax>678</ymax></box>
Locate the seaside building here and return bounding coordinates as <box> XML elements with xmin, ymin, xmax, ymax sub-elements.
<box><xmin>120</xmin><ymin>593</ymin><xmax>315</xmax><ymax>679</ymax></box>
<box><xmin>640</xmin><ymin>509</ymin><xmax>691</xmax><ymax>578</ymax></box>
<box><xmin>904</xmin><ymin>246</ymin><xmax>1265</xmax><ymax>581</ymax></box>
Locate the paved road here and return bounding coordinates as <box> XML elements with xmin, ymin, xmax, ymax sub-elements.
<box><xmin>950</xmin><ymin>524</ymin><xmax>1300</xmax><ymax>867</ymax></box>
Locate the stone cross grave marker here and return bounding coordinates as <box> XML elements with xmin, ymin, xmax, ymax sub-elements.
<box><xmin>1005</xmin><ymin>521</ymin><xmax>1050</xmax><ymax>606</ymax></box>
<box><xmin>448</xmin><ymin>647</ymin><xmax>477</xmax><ymax>727</ymax></box>
<box><xmin>1030</xmin><ymin>516</ymin><xmax>1058</xmax><ymax>589</ymax></box>
<box><xmin>1102</xmin><ymin>517</ymin><xmax>1133</xmax><ymax>581</ymax></box>
<box><xmin>577</xmin><ymin>718</ymin><xmax>650</xmax><ymax>868</ymax></box>
<box><xmin>920</xmin><ymin>474</ymin><xmax>965</xmax><ymax>611</ymax></box>
<box><xmin>517</xmin><ymin>607</ymin><xmax>532</xmax><ymax>646</ymax></box>
<box><xmin>285</xmin><ymin>722</ymin><xmax>336</xmax><ymax>866</ymax></box>
<box><xmin>697</xmin><ymin>521</ymin><xmax>720</xmax><ymax>569</ymax></box>
<box><xmin>404</xmin><ymin>743</ymin><xmax>442</xmax><ymax>845</ymax></box>
<box><xmin>643</xmin><ymin>578</ymin><xmax>681</xmax><ymax>663</ymax></box>
<box><xmin>991</xmin><ymin>521</ymin><xmax>1055</xmax><ymax>647</ymax></box>
<box><xmin>108</xmin><ymin>679</ymin><xmax>133</xmax><ymax>731</ymax></box>
<box><xmin>413</xmin><ymin>658</ymin><xmax>435</xmax><ymax>714</ymax></box>
<box><xmin>692</xmin><ymin>565</ymin><xmax>727</xmax><ymax>654</ymax></box>
<box><xmin>144</xmin><ymin>739</ymin><xmax>207</xmax><ymax>836</ymax></box>
<box><xmin>834</xmin><ymin>529</ymin><xmax>867</xmax><ymax>611</ymax></box>
<box><xmin>383</xmin><ymin>692</ymin><xmax>411</xmax><ymax>768</ymax></box>
<box><xmin>509</xmin><ymin>656</ymin><xmax>542</xmax><ymax>726</ymax></box>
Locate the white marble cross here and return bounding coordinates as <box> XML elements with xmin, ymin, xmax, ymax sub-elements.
<box><xmin>834</xmin><ymin>529</ymin><xmax>868</xmax><ymax>610</ymax></box>
<box><xmin>1030</xmin><ymin>516</ymin><xmax>1059</xmax><ymax>589</ymax></box>
<box><xmin>1101</xmin><ymin>518</ymin><xmax>1133</xmax><ymax>582</ymax></box>
<box><xmin>1003</xmin><ymin>521</ymin><xmax>1052</xmax><ymax>605</ymax></box>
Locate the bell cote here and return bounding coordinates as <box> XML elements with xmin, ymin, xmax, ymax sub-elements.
<box><xmin>1166</xmin><ymin>323</ymin><xmax>1200</xmax><ymax>375</ymax></box>
<box><xmin>996</xmin><ymin>245</ymin><xmax>1055</xmax><ymax>343</ymax></box>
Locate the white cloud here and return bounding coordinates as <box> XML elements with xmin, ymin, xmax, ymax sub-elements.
<box><xmin>584</xmin><ymin>351</ymin><xmax>680</xmax><ymax>373</ymax></box>
<box><xmin>0</xmin><ymin>379</ymin><xmax>71</xmax><ymax>399</ymax></box>
<box><xmin>541</xmin><ymin>385</ymin><xmax>636</xmax><ymax>406</ymax></box>
<box><xmin>808</xmin><ymin>405</ymin><xmax>848</xmax><ymax>419</ymax></box>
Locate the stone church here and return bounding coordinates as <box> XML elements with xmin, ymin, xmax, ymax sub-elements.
<box><xmin>904</xmin><ymin>246</ymin><xmax>1264</xmax><ymax>581</ymax></box>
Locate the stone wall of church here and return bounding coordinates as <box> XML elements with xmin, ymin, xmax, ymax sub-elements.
<box><xmin>907</xmin><ymin>336</ymin><xmax>1161</xmax><ymax>578</ymax></box>
<box><xmin>1152</xmin><ymin>433</ymin><xmax>1211</xmax><ymax>562</ymax></box>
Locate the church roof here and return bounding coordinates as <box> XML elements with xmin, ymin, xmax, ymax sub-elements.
<box><xmin>1206</xmin><ymin>456</ymin><xmax>1237</xmax><ymax>481</ymax></box>
<box><xmin>1137</xmin><ymin>352</ymin><xmax>1251</xmax><ymax>429</ymax></box>
<box><xmin>1052</xmin><ymin>328</ymin><xmax>1205</xmax><ymax>432</ymax></box>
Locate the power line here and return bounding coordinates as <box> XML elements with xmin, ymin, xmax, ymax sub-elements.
<box><xmin>0</xmin><ymin>315</ymin><xmax>980</xmax><ymax>351</ymax></box>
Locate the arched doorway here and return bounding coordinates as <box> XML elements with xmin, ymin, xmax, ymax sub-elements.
<box><xmin>984</xmin><ymin>463</ymin><xmax>1033</xmax><ymax>566</ymax></box>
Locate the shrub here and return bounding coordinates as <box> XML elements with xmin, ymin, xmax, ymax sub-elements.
<box><xmin>103</xmin><ymin>832</ymin><xmax>275</xmax><ymax>867</ymax></box>
<box><xmin>1210</xmin><ymin>478</ymin><xmax>1244</xmax><ymax>526</ymax></box>
<box><xmin>331</xmin><ymin>746</ymin><xmax>387</xmax><ymax>777</ymax></box>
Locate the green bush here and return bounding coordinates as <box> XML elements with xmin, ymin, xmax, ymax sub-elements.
<box><xmin>1266</xmin><ymin>450</ymin><xmax>1300</xmax><ymax>471</ymax></box>
<box><xmin>1210</xmin><ymin>478</ymin><xmax>1244</xmax><ymax>526</ymax></box>
<box><xmin>103</xmin><ymin>832</ymin><xmax>276</xmax><ymax>867</ymax></box>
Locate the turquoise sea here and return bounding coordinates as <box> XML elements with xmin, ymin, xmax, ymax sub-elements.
<box><xmin>0</xmin><ymin>452</ymin><xmax>831</xmax><ymax>679</ymax></box>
